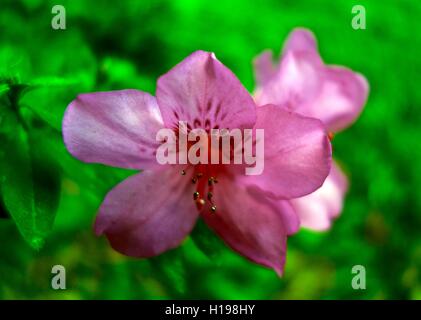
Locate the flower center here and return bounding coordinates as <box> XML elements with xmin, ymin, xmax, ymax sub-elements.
<box><xmin>180</xmin><ymin>164</ymin><xmax>220</xmax><ymax>214</ymax></box>
<box><xmin>172</xmin><ymin>120</ymin><xmax>242</xmax><ymax>214</ymax></box>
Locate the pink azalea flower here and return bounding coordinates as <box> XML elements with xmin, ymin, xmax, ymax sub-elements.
<box><xmin>62</xmin><ymin>51</ymin><xmax>331</xmax><ymax>274</ymax></box>
<box><xmin>253</xmin><ymin>28</ymin><xmax>369</xmax><ymax>230</ymax></box>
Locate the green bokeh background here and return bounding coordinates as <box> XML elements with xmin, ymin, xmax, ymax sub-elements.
<box><xmin>0</xmin><ymin>0</ymin><xmax>420</xmax><ymax>299</ymax></box>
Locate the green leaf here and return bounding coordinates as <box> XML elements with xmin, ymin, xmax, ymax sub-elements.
<box><xmin>0</xmin><ymin>83</ymin><xmax>9</xmax><ymax>96</ymax></box>
<box><xmin>190</xmin><ymin>219</ymin><xmax>226</xmax><ymax>260</ymax></box>
<box><xmin>0</xmin><ymin>109</ymin><xmax>61</xmax><ymax>249</ymax></box>
<box><xmin>0</xmin><ymin>45</ymin><xmax>31</xmax><ymax>84</ymax></box>
<box><xmin>20</xmin><ymin>82</ymin><xmax>89</xmax><ymax>131</ymax></box>
<box><xmin>150</xmin><ymin>249</ymin><xmax>187</xmax><ymax>295</ymax></box>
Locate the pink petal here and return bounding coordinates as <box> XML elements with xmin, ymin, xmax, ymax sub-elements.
<box><xmin>94</xmin><ymin>166</ymin><xmax>198</xmax><ymax>257</ymax></box>
<box><xmin>303</xmin><ymin>66</ymin><xmax>369</xmax><ymax>132</ymax></box>
<box><xmin>282</xmin><ymin>28</ymin><xmax>319</xmax><ymax>55</ymax></box>
<box><xmin>291</xmin><ymin>162</ymin><xmax>348</xmax><ymax>231</ymax></box>
<box><xmin>202</xmin><ymin>178</ymin><xmax>298</xmax><ymax>276</ymax></box>
<box><xmin>156</xmin><ymin>50</ymin><xmax>256</xmax><ymax>130</ymax></box>
<box><xmin>254</xmin><ymin>51</ymin><xmax>323</xmax><ymax>108</ymax></box>
<box><xmin>253</xmin><ymin>50</ymin><xmax>277</xmax><ymax>86</ymax></box>
<box><xmin>243</xmin><ymin>105</ymin><xmax>331</xmax><ymax>199</ymax></box>
<box><xmin>283</xmin><ymin>28</ymin><xmax>369</xmax><ymax>130</ymax></box>
<box><xmin>63</xmin><ymin>90</ymin><xmax>164</xmax><ymax>169</ymax></box>
<box><xmin>254</xmin><ymin>28</ymin><xmax>369</xmax><ymax>132</ymax></box>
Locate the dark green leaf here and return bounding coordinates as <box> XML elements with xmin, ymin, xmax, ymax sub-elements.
<box><xmin>0</xmin><ymin>83</ymin><xmax>9</xmax><ymax>96</ymax></box>
<box><xmin>0</xmin><ymin>45</ymin><xmax>32</xmax><ymax>91</ymax></box>
<box><xmin>0</xmin><ymin>194</ymin><xmax>10</xmax><ymax>219</ymax></box>
<box><xmin>0</xmin><ymin>110</ymin><xmax>61</xmax><ymax>249</ymax></box>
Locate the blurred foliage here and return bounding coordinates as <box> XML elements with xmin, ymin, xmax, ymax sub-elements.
<box><xmin>0</xmin><ymin>0</ymin><xmax>420</xmax><ymax>299</ymax></box>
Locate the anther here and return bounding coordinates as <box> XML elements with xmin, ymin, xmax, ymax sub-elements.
<box><xmin>210</xmin><ymin>205</ymin><xmax>217</xmax><ymax>213</ymax></box>
<box><xmin>193</xmin><ymin>192</ymin><xmax>200</xmax><ymax>200</ymax></box>
<box><xmin>208</xmin><ymin>177</ymin><xmax>215</xmax><ymax>186</ymax></box>
<box><xmin>207</xmin><ymin>192</ymin><xmax>213</xmax><ymax>200</ymax></box>
<box><xmin>181</xmin><ymin>170</ymin><xmax>186</xmax><ymax>176</ymax></box>
<box><xmin>198</xmin><ymin>198</ymin><xmax>206</xmax><ymax>206</ymax></box>
<box><xmin>192</xmin><ymin>177</ymin><xmax>197</xmax><ymax>184</ymax></box>
<box><xmin>196</xmin><ymin>173</ymin><xmax>203</xmax><ymax>178</ymax></box>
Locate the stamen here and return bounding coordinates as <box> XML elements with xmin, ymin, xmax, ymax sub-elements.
<box><xmin>181</xmin><ymin>166</ymin><xmax>191</xmax><ymax>176</ymax></box>
<box><xmin>210</xmin><ymin>205</ymin><xmax>217</xmax><ymax>213</ymax></box>
<box><xmin>208</xmin><ymin>177</ymin><xmax>219</xmax><ymax>185</ymax></box>
<box><xmin>198</xmin><ymin>198</ymin><xmax>206</xmax><ymax>206</ymax></box>
<box><xmin>207</xmin><ymin>192</ymin><xmax>213</xmax><ymax>200</ymax></box>
<box><xmin>193</xmin><ymin>192</ymin><xmax>200</xmax><ymax>200</ymax></box>
<box><xmin>208</xmin><ymin>177</ymin><xmax>215</xmax><ymax>186</ymax></box>
<box><xmin>192</xmin><ymin>177</ymin><xmax>197</xmax><ymax>184</ymax></box>
<box><xmin>196</xmin><ymin>172</ymin><xmax>203</xmax><ymax>178</ymax></box>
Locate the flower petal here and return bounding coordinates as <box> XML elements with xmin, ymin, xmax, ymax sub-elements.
<box><xmin>291</xmin><ymin>161</ymin><xmax>348</xmax><ymax>231</ymax></box>
<box><xmin>243</xmin><ymin>104</ymin><xmax>331</xmax><ymax>199</ymax></box>
<box><xmin>202</xmin><ymin>178</ymin><xmax>297</xmax><ymax>276</ymax></box>
<box><xmin>254</xmin><ymin>28</ymin><xmax>321</xmax><ymax>107</ymax></box>
<box><xmin>303</xmin><ymin>66</ymin><xmax>369</xmax><ymax>132</ymax></box>
<box><xmin>156</xmin><ymin>50</ymin><xmax>256</xmax><ymax>130</ymax></box>
<box><xmin>254</xmin><ymin>28</ymin><xmax>369</xmax><ymax>132</ymax></box>
<box><xmin>254</xmin><ymin>51</ymin><xmax>323</xmax><ymax>108</ymax></box>
<box><xmin>63</xmin><ymin>90</ymin><xmax>164</xmax><ymax>169</ymax></box>
<box><xmin>282</xmin><ymin>28</ymin><xmax>318</xmax><ymax>55</ymax></box>
<box><xmin>253</xmin><ymin>50</ymin><xmax>277</xmax><ymax>86</ymax></box>
<box><xmin>283</xmin><ymin>28</ymin><xmax>369</xmax><ymax>131</ymax></box>
<box><xmin>94</xmin><ymin>166</ymin><xmax>198</xmax><ymax>257</ymax></box>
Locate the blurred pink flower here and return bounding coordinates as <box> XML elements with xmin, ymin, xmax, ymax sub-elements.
<box><xmin>63</xmin><ymin>50</ymin><xmax>331</xmax><ymax>274</ymax></box>
<box><xmin>253</xmin><ymin>28</ymin><xmax>369</xmax><ymax>230</ymax></box>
